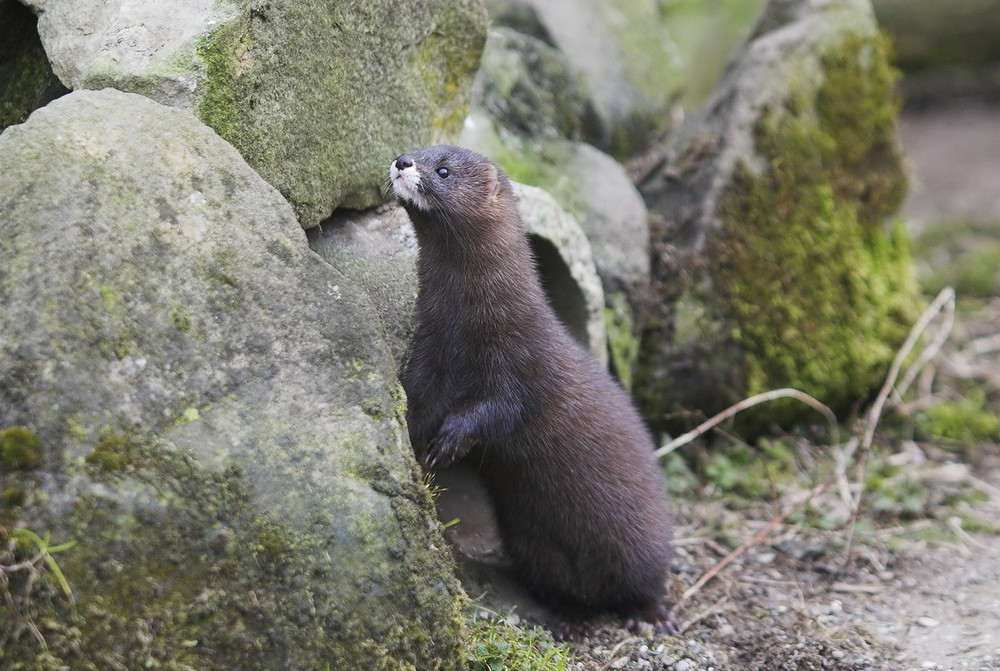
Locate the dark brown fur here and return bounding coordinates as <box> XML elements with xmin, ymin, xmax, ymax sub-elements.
<box><xmin>391</xmin><ymin>145</ymin><xmax>673</xmax><ymax>626</ymax></box>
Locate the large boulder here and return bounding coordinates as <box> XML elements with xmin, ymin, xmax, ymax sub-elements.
<box><xmin>20</xmin><ymin>0</ymin><xmax>488</xmax><ymax>226</ymax></box>
<box><xmin>635</xmin><ymin>0</ymin><xmax>919</xmax><ymax>432</ymax></box>
<box><xmin>0</xmin><ymin>89</ymin><xmax>465</xmax><ymax>670</ymax></box>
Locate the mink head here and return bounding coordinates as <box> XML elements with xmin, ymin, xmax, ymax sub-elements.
<box><xmin>389</xmin><ymin>145</ymin><xmax>511</xmax><ymax>228</ymax></box>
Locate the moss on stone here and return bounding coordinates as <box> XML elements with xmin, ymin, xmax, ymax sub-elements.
<box><xmin>195</xmin><ymin>19</ymin><xmax>253</xmax><ymax>148</ymax></box>
<box><xmin>416</xmin><ymin>5</ymin><xmax>487</xmax><ymax>136</ymax></box>
<box><xmin>1</xmin><ymin>427</ymin><xmax>464</xmax><ymax>670</ymax></box>
<box><xmin>0</xmin><ymin>427</ymin><xmax>44</xmax><ymax>470</ymax></box>
<box><xmin>604</xmin><ymin>291</ymin><xmax>639</xmax><ymax>390</ymax></box>
<box><xmin>712</xmin><ymin>33</ymin><xmax>917</xmax><ymax>421</ymax></box>
<box><xmin>84</xmin><ymin>427</ymin><xmax>142</xmax><ymax>472</ymax></box>
<box><xmin>1</xmin><ymin>487</ymin><xmax>26</xmax><ymax>508</ymax></box>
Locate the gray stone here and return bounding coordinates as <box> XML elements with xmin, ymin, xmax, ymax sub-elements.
<box><xmin>308</xmin><ymin>205</ymin><xmax>420</xmax><ymax>366</ymax></box>
<box><xmin>486</xmin><ymin>0</ymin><xmax>766</xmax><ymax>155</ymax></box>
<box><xmin>22</xmin><ymin>0</ymin><xmax>489</xmax><ymax>227</ymax></box>
<box><xmin>488</xmin><ymin>0</ymin><xmax>679</xmax><ymax>154</ymax></box>
<box><xmin>0</xmin><ymin>89</ymin><xmax>464</xmax><ymax>670</ymax></box>
<box><xmin>474</xmin><ymin>27</ymin><xmax>599</xmax><ymax>142</ymax></box>
<box><xmin>515</xmin><ymin>182</ymin><xmax>608</xmax><ymax>364</ymax></box>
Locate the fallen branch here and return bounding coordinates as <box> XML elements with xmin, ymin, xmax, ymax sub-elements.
<box><xmin>655</xmin><ymin>388</ymin><xmax>838</xmax><ymax>458</ymax></box>
<box><xmin>841</xmin><ymin>287</ymin><xmax>956</xmax><ymax>563</ymax></box>
<box><xmin>848</xmin><ymin>286</ymin><xmax>956</xmax><ymax>465</ymax></box>
<box><xmin>676</xmin><ymin>499</ymin><xmax>806</xmax><ymax>606</ymax></box>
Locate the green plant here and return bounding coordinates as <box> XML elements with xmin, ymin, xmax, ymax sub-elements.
<box><xmin>6</xmin><ymin>528</ymin><xmax>77</xmax><ymax>601</ymax></box>
<box><xmin>467</xmin><ymin>615</ymin><xmax>570</xmax><ymax>671</ymax></box>
<box><xmin>915</xmin><ymin>391</ymin><xmax>1000</xmax><ymax>444</ymax></box>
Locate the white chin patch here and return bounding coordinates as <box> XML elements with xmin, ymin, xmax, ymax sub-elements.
<box><xmin>389</xmin><ymin>162</ymin><xmax>429</xmax><ymax>211</ymax></box>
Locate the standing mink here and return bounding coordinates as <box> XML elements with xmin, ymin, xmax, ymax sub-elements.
<box><xmin>390</xmin><ymin>145</ymin><xmax>674</xmax><ymax>632</ymax></box>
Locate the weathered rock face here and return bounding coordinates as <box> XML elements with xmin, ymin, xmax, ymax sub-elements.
<box><xmin>635</xmin><ymin>0</ymin><xmax>918</xmax><ymax>431</ymax></box>
<box><xmin>21</xmin><ymin>0</ymin><xmax>488</xmax><ymax>227</ymax></box>
<box><xmin>486</xmin><ymin>0</ymin><xmax>678</xmax><ymax>155</ymax></box>
<box><xmin>0</xmin><ymin>89</ymin><xmax>465</xmax><ymax>670</ymax></box>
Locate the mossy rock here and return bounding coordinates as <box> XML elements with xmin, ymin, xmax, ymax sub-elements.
<box><xmin>0</xmin><ymin>89</ymin><xmax>464</xmax><ymax>670</ymax></box>
<box><xmin>22</xmin><ymin>0</ymin><xmax>488</xmax><ymax>226</ymax></box>
<box><xmin>636</xmin><ymin>0</ymin><xmax>919</xmax><ymax>434</ymax></box>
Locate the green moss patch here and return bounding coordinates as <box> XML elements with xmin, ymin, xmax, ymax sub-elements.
<box><xmin>0</xmin><ymin>427</ymin><xmax>43</xmax><ymax>470</ymax></box>
<box><xmin>466</xmin><ymin>616</ymin><xmax>570</xmax><ymax>671</ymax></box>
<box><xmin>915</xmin><ymin>391</ymin><xmax>1000</xmax><ymax>444</ymax></box>
<box><xmin>714</xmin><ymin>33</ymin><xmax>917</xmax><ymax>420</ymax></box>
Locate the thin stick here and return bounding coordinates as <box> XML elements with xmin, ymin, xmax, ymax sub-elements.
<box><xmin>848</xmin><ymin>287</ymin><xmax>956</xmax><ymax>463</ymax></box>
<box><xmin>655</xmin><ymin>388</ymin><xmax>838</xmax><ymax>458</ymax></box>
<box><xmin>893</xmin><ymin>291</ymin><xmax>955</xmax><ymax>403</ymax></box>
<box><xmin>678</xmin><ymin>501</ymin><xmax>804</xmax><ymax>604</ymax></box>
<box><xmin>841</xmin><ymin>287</ymin><xmax>956</xmax><ymax>565</ymax></box>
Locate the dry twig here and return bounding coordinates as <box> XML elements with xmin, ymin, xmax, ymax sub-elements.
<box><xmin>676</xmin><ymin>500</ymin><xmax>807</xmax><ymax>606</ymax></box>
<box><xmin>656</xmin><ymin>388</ymin><xmax>838</xmax><ymax>458</ymax></box>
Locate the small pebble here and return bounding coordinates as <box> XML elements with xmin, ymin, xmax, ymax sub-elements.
<box><xmin>674</xmin><ymin>660</ymin><xmax>693</xmax><ymax>671</ymax></box>
<box><xmin>916</xmin><ymin>616</ymin><xmax>940</xmax><ymax>628</ymax></box>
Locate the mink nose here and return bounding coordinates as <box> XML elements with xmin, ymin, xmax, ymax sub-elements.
<box><xmin>394</xmin><ymin>155</ymin><xmax>413</xmax><ymax>170</ymax></box>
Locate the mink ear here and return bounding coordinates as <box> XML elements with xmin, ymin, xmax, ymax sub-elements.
<box><xmin>485</xmin><ymin>164</ymin><xmax>503</xmax><ymax>203</ymax></box>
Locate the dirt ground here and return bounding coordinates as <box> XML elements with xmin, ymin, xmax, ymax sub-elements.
<box><xmin>446</xmin><ymin>99</ymin><xmax>1000</xmax><ymax>671</ymax></box>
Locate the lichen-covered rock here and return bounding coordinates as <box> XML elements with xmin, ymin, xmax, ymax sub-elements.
<box><xmin>308</xmin><ymin>206</ymin><xmax>421</xmax><ymax>365</ymax></box>
<box><xmin>473</xmin><ymin>27</ymin><xmax>600</xmax><ymax>143</ymax></box>
<box><xmin>635</xmin><ymin>0</ymin><xmax>918</xmax><ymax>432</ymax></box>
<box><xmin>22</xmin><ymin>0</ymin><xmax>488</xmax><ymax>227</ymax></box>
<box><xmin>309</xmin><ymin>180</ymin><xmax>608</xmax><ymax>367</ymax></box>
<box><xmin>0</xmin><ymin>89</ymin><xmax>465</xmax><ymax>670</ymax></box>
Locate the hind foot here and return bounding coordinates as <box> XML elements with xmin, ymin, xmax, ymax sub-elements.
<box><xmin>624</xmin><ymin>602</ymin><xmax>680</xmax><ymax>636</ymax></box>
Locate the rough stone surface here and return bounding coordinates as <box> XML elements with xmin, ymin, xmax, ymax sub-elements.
<box><xmin>635</xmin><ymin>0</ymin><xmax>918</xmax><ymax>432</ymax></box>
<box><xmin>0</xmin><ymin>89</ymin><xmax>465</xmax><ymax>670</ymax></box>
<box><xmin>515</xmin><ymin>182</ymin><xmax>608</xmax><ymax>364</ymax></box>
<box><xmin>486</xmin><ymin>0</ymin><xmax>766</xmax><ymax>156</ymax></box>
<box><xmin>308</xmin><ymin>206</ymin><xmax>421</xmax><ymax>366</ymax></box>
<box><xmin>487</xmin><ymin>0</ymin><xmax>679</xmax><ymax>155</ymax></box>
<box><xmin>22</xmin><ymin>0</ymin><xmax>489</xmax><ymax>227</ymax></box>
<box><xmin>473</xmin><ymin>27</ymin><xmax>600</xmax><ymax>143</ymax></box>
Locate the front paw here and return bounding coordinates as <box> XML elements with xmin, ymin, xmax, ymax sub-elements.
<box><xmin>423</xmin><ymin>417</ymin><xmax>476</xmax><ymax>468</ymax></box>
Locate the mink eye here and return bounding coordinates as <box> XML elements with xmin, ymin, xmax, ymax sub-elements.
<box><xmin>436</xmin><ymin>167</ymin><xmax>450</xmax><ymax>178</ymax></box>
